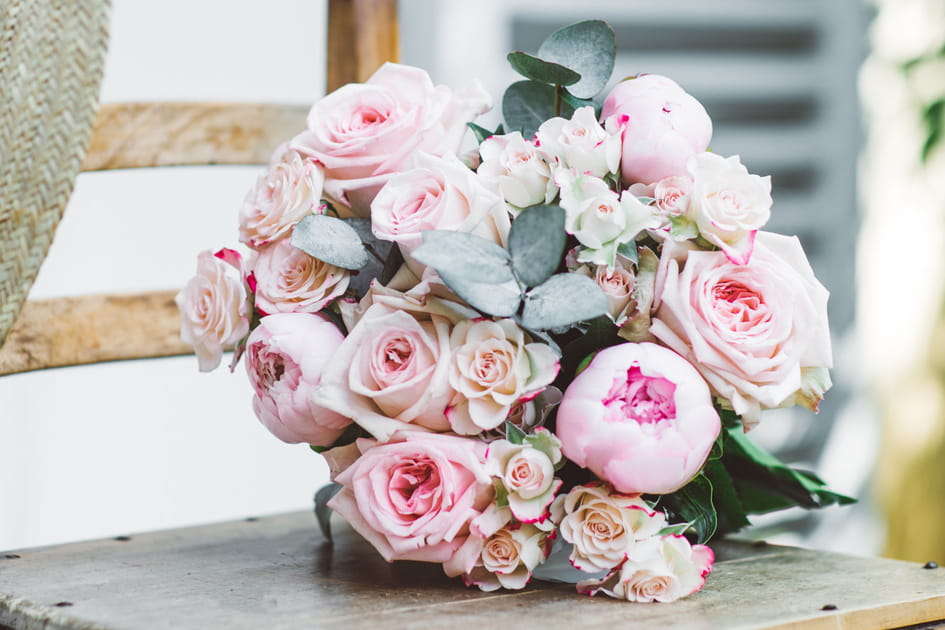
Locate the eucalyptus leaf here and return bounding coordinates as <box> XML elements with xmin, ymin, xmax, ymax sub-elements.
<box><xmin>467</xmin><ymin>122</ymin><xmax>495</xmax><ymax>145</ymax></box>
<box><xmin>314</xmin><ymin>482</ymin><xmax>342</xmax><ymax>541</ymax></box>
<box><xmin>503</xmin><ymin>80</ymin><xmax>574</xmax><ymax>138</ymax></box>
<box><xmin>538</xmin><ymin>20</ymin><xmax>616</xmax><ymax>99</ymax></box>
<box><xmin>508</xmin><ymin>205</ymin><xmax>566</xmax><ymax>287</ymax></box>
<box><xmin>521</xmin><ymin>273</ymin><xmax>608</xmax><ymax>330</ymax></box>
<box><xmin>559</xmin><ymin>90</ymin><xmax>599</xmax><ymax>116</ymax></box>
<box><xmin>439</xmin><ymin>270</ymin><xmax>521</xmax><ymax>317</ymax></box>
<box><xmin>340</xmin><ymin>218</ymin><xmax>393</xmax><ymax>298</ymax></box>
<box><xmin>507</xmin><ymin>51</ymin><xmax>581</xmax><ymax>86</ymax></box>
<box><xmin>505</xmin><ymin>421</ymin><xmax>527</xmax><ymax>445</ymax></box>
<box><xmin>291</xmin><ymin>214</ymin><xmax>369</xmax><ymax>271</ymax></box>
<box><xmin>616</xmin><ymin>241</ymin><xmax>640</xmax><ymax>266</ymax></box>
<box><xmin>411</xmin><ymin>230</ymin><xmax>514</xmax><ymax>284</ymax></box>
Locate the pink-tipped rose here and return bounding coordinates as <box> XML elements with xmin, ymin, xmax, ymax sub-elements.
<box><xmin>293</xmin><ymin>63</ymin><xmax>491</xmax><ymax>216</ymax></box>
<box><xmin>477</xmin><ymin>132</ymin><xmax>556</xmax><ymax>209</ymax></box>
<box><xmin>463</xmin><ymin>519</ymin><xmax>554</xmax><ymax>591</ymax></box>
<box><xmin>577</xmin><ymin>534</ymin><xmax>714</xmax><ymax>602</ymax></box>
<box><xmin>601</xmin><ymin>75</ymin><xmax>712</xmax><ymax>185</ymax></box>
<box><xmin>176</xmin><ymin>249</ymin><xmax>251</xmax><ymax>372</ymax></box>
<box><xmin>328</xmin><ymin>432</ymin><xmax>494</xmax><ymax>576</ymax></box>
<box><xmin>251</xmin><ymin>239</ymin><xmax>349</xmax><ymax>315</ymax></box>
<box><xmin>486</xmin><ymin>428</ymin><xmax>563</xmax><ymax>523</ymax></box>
<box><xmin>556</xmin><ymin>342</ymin><xmax>720</xmax><ymax>494</ymax></box>
<box><xmin>239</xmin><ymin>143</ymin><xmax>324</xmax><ymax>249</ymax></box>
<box><xmin>245</xmin><ymin>313</ymin><xmax>351</xmax><ymax>446</ymax></box>
<box><xmin>650</xmin><ymin>232</ymin><xmax>832</xmax><ymax>427</ymax></box>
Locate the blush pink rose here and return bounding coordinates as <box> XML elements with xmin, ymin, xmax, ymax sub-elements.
<box><xmin>251</xmin><ymin>239</ymin><xmax>349</xmax><ymax>315</ymax></box>
<box><xmin>328</xmin><ymin>432</ymin><xmax>494</xmax><ymax>576</ymax></box>
<box><xmin>245</xmin><ymin>313</ymin><xmax>351</xmax><ymax>446</ymax></box>
<box><xmin>370</xmin><ymin>152</ymin><xmax>510</xmax><ymax>274</ymax></box>
<box><xmin>238</xmin><ymin>143</ymin><xmax>324</xmax><ymax>249</ymax></box>
<box><xmin>477</xmin><ymin>132</ymin><xmax>556</xmax><ymax>209</ymax></box>
<box><xmin>556</xmin><ymin>342</ymin><xmax>720</xmax><ymax>495</ymax></box>
<box><xmin>176</xmin><ymin>249</ymin><xmax>251</xmax><ymax>372</ymax></box>
<box><xmin>650</xmin><ymin>232</ymin><xmax>832</xmax><ymax>427</ymax></box>
<box><xmin>293</xmin><ymin>63</ymin><xmax>491</xmax><ymax>216</ymax></box>
<box><xmin>577</xmin><ymin>534</ymin><xmax>714</xmax><ymax>602</ymax></box>
<box><xmin>601</xmin><ymin>75</ymin><xmax>712</xmax><ymax>186</ymax></box>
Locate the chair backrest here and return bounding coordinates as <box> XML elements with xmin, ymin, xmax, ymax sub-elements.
<box><xmin>0</xmin><ymin>0</ymin><xmax>399</xmax><ymax>376</ymax></box>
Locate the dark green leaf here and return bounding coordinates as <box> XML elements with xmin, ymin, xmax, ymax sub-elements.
<box><xmin>379</xmin><ymin>241</ymin><xmax>404</xmax><ymax>285</ymax></box>
<box><xmin>411</xmin><ymin>230</ymin><xmax>513</xmax><ymax>284</ymax></box>
<box><xmin>559</xmin><ymin>316</ymin><xmax>618</xmax><ymax>381</ymax></box>
<box><xmin>503</xmin><ymin>80</ymin><xmax>574</xmax><ymax>138</ymax></box>
<box><xmin>703</xmin><ymin>459</ymin><xmax>750</xmax><ymax>536</ymax></box>
<box><xmin>616</xmin><ymin>241</ymin><xmax>639</xmax><ymax>266</ymax></box>
<box><xmin>505</xmin><ymin>421</ymin><xmax>527</xmax><ymax>445</ymax></box>
<box><xmin>467</xmin><ymin>122</ymin><xmax>495</xmax><ymax>145</ymax></box>
<box><xmin>508</xmin><ymin>205</ymin><xmax>566</xmax><ymax>287</ymax></box>
<box><xmin>340</xmin><ymin>218</ymin><xmax>393</xmax><ymax>298</ymax></box>
<box><xmin>314</xmin><ymin>483</ymin><xmax>342</xmax><ymax>541</ymax></box>
<box><xmin>538</xmin><ymin>20</ymin><xmax>616</xmax><ymax>99</ymax></box>
<box><xmin>666</xmin><ymin>474</ymin><xmax>717</xmax><ymax>543</ymax></box>
<box><xmin>291</xmin><ymin>214</ymin><xmax>368</xmax><ymax>270</ymax></box>
<box><xmin>521</xmin><ymin>273</ymin><xmax>608</xmax><ymax>330</ymax></box>
<box><xmin>507</xmin><ymin>51</ymin><xmax>581</xmax><ymax>86</ymax></box>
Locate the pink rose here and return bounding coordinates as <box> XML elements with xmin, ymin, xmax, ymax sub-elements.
<box><xmin>650</xmin><ymin>232</ymin><xmax>832</xmax><ymax>427</ymax></box>
<box><xmin>293</xmin><ymin>63</ymin><xmax>491</xmax><ymax>216</ymax></box>
<box><xmin>486</xmin><ymin>429</ymin><xmax>563</xmax><ymax>523</ymax></box>
<box><xmin>477</xmin><ymin>132</ymin><xmax>556</xmax><ymax>209</ymax></box>
<box><xmin>556</xmin><ymin>342</ymin><xmax>721</xmax><ymax>494</ymax></box>
<box><xmin>176</xmin><ymin>249</ymin><xmax>251</xmax><ymax>372</ymax></box>
<box><xmin>535</xmin><ymin>106</ymin><xmax>623</xmax><ymax>178</ymax></box>
<box><xmin>245</xmin><ymin>313</ymin><xmax>351</xmax><ymax>446</ymax></box>
<box><xmin>577</xmin><ymin>534</ymin><xmax>714</xmax><ymax>602</ymax></box>
<box><xmin>370</xmin><ymin>152</ymin><xmax>510</xmax><ymax>274</ymax></box>
<box><xmin>463</xmin><ymin>520</ymin><xmax>554</xmax><ymax>591</ymax></box>
<box><xmin>328</xmin><ymin>432</ymin><xmax>494</xmax><ymax>576</ymax></box>
<box><xmin>251</xmin><ymin>238</ymin><xmax>349</xmax><ymax>315</ymax></box>
<box><xmin>601</xmin><ymin>75</ymin><xmax>712</xmax><ymax>185</ymax></box>
<box><xmin>239</xmin><ymin>143</ymin><xmax>324</xmax><ymax>249</ymax></box>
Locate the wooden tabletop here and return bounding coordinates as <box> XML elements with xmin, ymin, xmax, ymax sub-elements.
<box><xmin>1</xmin><ymin>511</ymin><xmax>944</xmax><ymax>629</ymax></box>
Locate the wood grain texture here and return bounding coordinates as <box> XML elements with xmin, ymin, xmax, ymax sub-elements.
<box><xmin>1</xmin><ymin>512</ymin><xmax>943</xmax><ymax>630</ymax></box>
<box><xmin>326</xmin><ymin>0</ymin><xmax>399</xmax><ymax>92</ymax></box>
<box><xmin>0</xmin><ymin>291</ymin><xmax>190</xmax><ymax>375</ymax></box>
<box><xmin>80</xmin><ymin>102</ymin><xmax>309</xmax><ymax>171</ymax></box>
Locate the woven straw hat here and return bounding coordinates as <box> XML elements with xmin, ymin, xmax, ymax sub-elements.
<box><xmin>0</xmin><ymin>1</ymin><xmax>111</xmax><ymax>347</ymax></box>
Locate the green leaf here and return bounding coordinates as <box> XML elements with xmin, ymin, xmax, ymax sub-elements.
<box><xmin>493</xmin><ymin>478</ymin><xmax>510</xmax><ymax>508</ymax></box>
<box><xmin>314</xmin><ymin>483</ymin><xmax>342</xmax><ymax>541</ymax></box>
<box><xmin>657</xmin><ymin>522</ymin><xmax>692</xmax><ymax>536</ymax></box>
<box><xmin>291</xmin><ymin>214</ymin><xmax>369</xmax><ymax>271</ymax></box>
<box><xmin>666</xmin><ymin>474</ymin><xmax>717</xmax><ymax>543</ymax></box>
<box><xmin>508</xmin><ymin>205</ymin><xmax>566</xmax><ymax>287</ymax></box>
<box><xmin>559</xmin><ymin>90</ymin><xmax>598</xmax><ymax>115</ymax></box>
<box><xmin>439</xmin><ymin>271</ymin><xmax>522</xmax><ymax>317</ymax></box>
<box><xmin>521</xmin><ymin>273</ymin><xmax>608</xmax><ymax>330</ymax></box>
<box><xmin>538</xmin><ymin>20</ymin><xmax>616</xmax><ymax>100</ymax></box>
<box><xmin>505</xmin><ymin>421</ymin><xmax>527</xmax><ymax>445</ymax></box>
<box><xmin>507</xmin><ymin>51</ymin><xmax>581</xmax><ymax>86</ymax></box>
<box><xmin>503</xmin><ymin>80</ymin><xmax>574</xmax><ymax>138</ymax></box>
<box><xmin>616</xmin><ymin>241</ymin><xmax>640</xmax><ymax>266</ymax></box>
<box><xmin>560</xmin><ymin>316</ymin><xmax>618</xmax><ymax>379</ymax></box>
<box><xmin>379</xmin><ymin>240</ymin><xmax>404</xmax><ymax>286</ymax></box>
<box><xmin>467</xmin><ymin>122</ymin><xmax>496</xmax><ymax>145</ymax></box>
<box><xmin>340</xmin><ymin>218</ymin><xmax>394</xmax><ymax>298</ymax></box>
<box><xmin>703</xmin><ymin>459</ymin><xmax>750</xmax><ymax>536</ymax></box>
<box><xmin>412</xmin><ymin>230</ymin><xmax>514</xmax><ymax>283</ymax></box>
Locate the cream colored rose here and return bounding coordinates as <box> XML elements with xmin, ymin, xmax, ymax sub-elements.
<box><xmin>486</xmin><ymin>429</ymin><xmax>562</xmax><ymax>523</ymax></box>
<box><xmin>577</xmin><ymin>535</ymin><xmax>715</xmax><ymax>602</ymax></box>
<box><xmin>550</xmin><ymin>484</ymin><xmax>666</xmax><ymax>573</ymax></box>
<box><xmin>175</xmin><ymin>249</ymin><xmax>250</xmax><ymax>372</ymax></box>
<box><xmin>477</xmin><ymin>132</ymin><xmax>556</xmax><ymax>209</ymax></box>
<box><xmin>239</xmin><ymin>143</ymin><xmax>324</xmax><ymax>249</ymax></box>
<box><xmin>464</xmin><ymin>520</ymin><xmax>553</xmax><ymax>592</ymax></box>
<box><xmin>447</xmin><ymin>319</ymin><xmax>559</xmax><ymax>434</ymax></box>
<box><xmin>252</xmin><ymin>239</ymin><xmax>349</xmax><ymax>315</ymax></box>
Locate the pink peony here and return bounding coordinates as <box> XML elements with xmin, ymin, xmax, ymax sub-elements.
<box><xmin>251</xmin><ymin>238</ymin><xmax>349</xmax><ymax>315</ymax></box>
<box><xmin>650</xmin><ymin>232</ymin><xmax>832</xmax><ymax>427</ymax></box>
<box><xmin>328</xmin><ymin>432</ymin><xmax>494</xmax><ymax>576</ymax></box>
<box><xmin>245</xmin><ymin>313</ymin><xmax>351</xmax><ymax>446</ymax></box>
<box><xmin>293</xmin><ymin>63</ymin><xmax>491</xmax><ymax>216</ymax></box>
<box><xmin>601</xmin><ymin>75</ymin><xmax>712</xmax><ymax>186</ymax></box>
<box><xmin>176</xmin><ymin>249</ymin><xmax>250</xmax><ymax>372</ymax></box>
<box><xmin>556</xmin><ymin>342</ymin><xmax>720</xmax><ymax>494</ymax></box>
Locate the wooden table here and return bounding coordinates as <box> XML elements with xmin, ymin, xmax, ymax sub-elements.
<box><xmin>1</xmin><ymin>511</ymin><xmax>944</xmax><ymax>629</ymax></box>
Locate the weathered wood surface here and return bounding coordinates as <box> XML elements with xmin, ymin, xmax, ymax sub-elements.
<box><xmin>326</xmin><ymin>0</ymin><xmax>399</xmax><ymax>92</ymax></box>
<box><xmin>1</xmin><ymin>512</ymin><xmax>943</xmax><ymax>630</ymax></box>
<box><xmin>81</xmin><ymin>103</ymin><xmax>309</xmax><ymax>171</ymax></box>
<box><xmin>0</xmin><ymin>291</ymin><xmax>189</xmax><ymax>376</ymax></box>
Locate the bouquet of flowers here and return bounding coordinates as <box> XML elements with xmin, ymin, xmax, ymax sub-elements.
<box><xmin>177</xmin><ymin>20</ymin><xmax>851</xmax><ymax>603</ymax></box>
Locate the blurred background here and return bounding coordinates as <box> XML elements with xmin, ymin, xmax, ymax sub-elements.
<box><xmin>0</xmin><ymin>0</ymin><xmax>939</xmax><ymax>561</ymax></box>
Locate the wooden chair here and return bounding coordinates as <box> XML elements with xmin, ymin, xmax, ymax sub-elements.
<box><xmin>0</xmin><ymin>0</ymin><xmax>398</xmax><ymax>377</ymax></box>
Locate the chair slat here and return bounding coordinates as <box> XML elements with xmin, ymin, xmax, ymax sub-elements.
<box><xmin>0</xmin><ymin>291</ymin><xmax>191</xmax><ymax>375</ymax></box>
<box><xmin>327</xmin><ymin>0</ymin><xmax>399</xmax><ymax>92</ymax></box>
<box><xmin>81</xmin><ymin>103</ymin><xmax>309</xmax><ymax>171</ymax></box>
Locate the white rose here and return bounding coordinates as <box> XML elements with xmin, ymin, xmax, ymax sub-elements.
<box><xmin>239</xmin><ymin>143</ymin><xmax>324</xmax><ymax>249</ymax></box>
<box><xmin>175</xmin><ymin>249</ymin><xmax>250</xmax><ymax>372</ymax></box>
<box><xmin>251</xmin><ymin>239</ymin><xmax>349</xmax><ymax>315</ymax></box>
<box><xmin>688</xmin><ymin>153</ymin><xmax>771</xmax><ymax>264</ymax></box>
<box><xmin>477</xmin><ymin>132</ymin><xmax>556</xmax><ymax>209</ymax></box>
<box><xmin>446</xmin><ymin>319</ymin><xmax>559</xmax><ymax>434</ymax></box>
<box><xmin>536</xmin><ymin>106</ymin><xmax>622</xmax><ymax>178</ymax></box>
<box><xmin>550</xmin><ymin>484</ymin><xmax>666</xmax><ymax>573</ymax></box>
<box><xmin>577</xmin><ymin>535</ymin><xmax>715</xmax><ymax>603</ymax></box>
